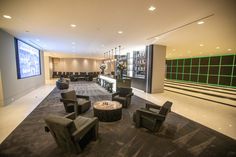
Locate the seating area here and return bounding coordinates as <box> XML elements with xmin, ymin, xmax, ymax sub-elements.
<box><xmin>53</xmin><ymin>71</ymin><xmax>100</xmax><ymax>81</ymax></box>
<box><xmin>1</xmin><ymin>82</ymin><xmax>236</xmax><ymax>157</ymax></box>
<box><xmin>47</xmin><ymin>85</ymin><xmax>169</xmax><ymax>154</ymax></box>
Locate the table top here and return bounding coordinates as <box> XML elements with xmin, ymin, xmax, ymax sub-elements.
<box><xmin>93</xmin><ymin>100</ymin><xmax>122</xmax><ymax>110</ymax></box>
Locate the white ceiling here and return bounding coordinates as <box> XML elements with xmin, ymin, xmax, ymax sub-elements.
<box><xmin>0</xmin><ymin>0</ymin><xmax>235</xmax><ymax>59</ymax></box>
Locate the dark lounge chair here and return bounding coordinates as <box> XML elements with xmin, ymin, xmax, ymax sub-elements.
<box><xmin>56</xmin><ymin>78</ymin><xmax>69</xmax><ymax>90</ymax></box>
<box><xmin>112</xmin><ymin>87</ymin><xmax>133</xmax><ymax>108</ymax></box>
<box><xmin>133</xmin><ymin>101</ymin><xmax>172</xmax><ymax>132</ymax></box>
<box><xmin>60</xmin><ymin>90</ymin><xmax>91</xmax><ymax>115</ymax></box>
<box><xmin>44</xmin><ymin>113</ymin><xmax>98</xmax><ymax>154</ymax></box>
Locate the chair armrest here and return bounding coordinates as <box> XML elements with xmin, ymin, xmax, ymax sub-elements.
<box><xmin>145</xmin><ymin>103</ymin><xmax>161</xmax><ymax>110</ymax></box>
<box><xmin>137</xmin><ymin>108</ymin><xmax>166</xmax><ymax>121</ymax></box>
<box><xmin>72</xmin><ymin>117</ymin><xmax>98</xmax><ymax>140</ymax></box>
<box><xmin>126</xmin><ymin>93</ymin><xmax>134</xmax><ymax>98</ymax></box>
<box><xmin>137</xmin><ymin>108</ymin><xmax>159</xmax><ymax>116</ymax></box>
<box><xmin>60</xmin><ymin>98</ymin><xmax>77</xmax><ymax>104</ymax></box>
<box><xmin>112</xmin><ymin>92</ymin><xmax>120</xmax><ymax>98</ymax></box>
<box><xmin>76</xmin><ymin>95</ymin><xmax>89</xmax><ymax>100</ymax></box>
<box><xmin>64</xmin><ymin>112</ymin><xmax>76</xmax><ymax>120</ymax></box>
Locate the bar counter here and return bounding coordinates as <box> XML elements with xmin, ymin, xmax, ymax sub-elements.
<box><xmin>98</xmin><ymin>75</ymin><xmax>117</xmax><ymax>92</ymax></box>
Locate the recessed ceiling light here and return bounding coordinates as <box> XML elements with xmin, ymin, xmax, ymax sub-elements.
<box><xmin>72</xmin><ymin>42</ymin><xmax>76</xmax><ymax>45</ymax></box>
<box><xmin>200</xmin><ymin>44</ymin><xmax>204</xmax><ymax>47</ymax></box>
<box><xmin>148</xmin><ymin>6</ymin><xmax>156</xmax><ymax>11</ymax></box>
<box><xmin>3</xmin><ymin>15</ymin><xmax>12</xmax><ymax>19</ymax></box>
<box><xmin>227</xmin><ymin>48</ymin><xmax>232</xmax><ymax>51</ymax></box>
<box><xmin>36</xmin><ymin>39</ymin><xmax>40</xmax><ymax>42</ymax></box>
<box><xmin>216</xmin><ymin>46</ymin><xmax>220</xmax><ymax>49</ymax></box>
<box><xmin>118</xmin><ymin>31</ymin><xmax>123</xmax><ymax>34</ymax></box>
<box><xmin>197</xmin><ymin>21</ymin><xmax>204</xmax><ymax>25</ymax></box>
<box><xmin>70</xmin><ymin>24</ymin><xmax>76</xmax><ymax>28</ymax></box>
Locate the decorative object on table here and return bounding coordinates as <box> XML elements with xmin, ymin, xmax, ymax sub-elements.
<box><xmin>93</xmin><ymin>100</ymin><xmax>122</xmax><ymax>122</ymax></box>
<box><xmin>133</xmin><ymin>101</ymin><xmax>172</xmax><ymax>132</ymax></box>
<box><xmin>100</xmin><ymin>63</ymin><xmax>106</xmax><ymax>74</ymax></box>
<box><xmin>112</xmin><ymin>87</ymin><xmax>133</xmax><ymax>108</ymax></box>
<box><xmin>56</xmin><ymin>77</ymin><xmax>69</xmax><ymax>90</ymax></box>
<box><xmin>60</xmin><ymin>90</ymin><xmax>91</xmax><ymax>116</ymax></box>
<box><xmin>44</xmin><ymin>112</ymin><xmax>98</xmax><ymax>154</ymax></box>
<box><xmin>116</xmin><ymin>61</ymin><xmax>126</xmax><ymax>79</ymax></box>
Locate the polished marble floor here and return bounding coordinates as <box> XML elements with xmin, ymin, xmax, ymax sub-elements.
<box><xmin>133</xmin><ymin>88</ymin><xmax>236</xmax><ymax>140</ymax></box>
<box><xmin>0</xmin><ymin>81</ymin><xmax>235</xmax><ymax>144</ymax></box>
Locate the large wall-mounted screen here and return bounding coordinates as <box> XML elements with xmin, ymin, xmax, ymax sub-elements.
<box><xmin>15</xmin><ymin>39</ymin><xmax>41</xmax><ymax>79</ymax></box>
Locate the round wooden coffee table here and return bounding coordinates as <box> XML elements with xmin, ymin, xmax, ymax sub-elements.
<box><xmin>93</xmin><ymin>100</ymin><xmax>122</xmax><ymax>122</ymax></box>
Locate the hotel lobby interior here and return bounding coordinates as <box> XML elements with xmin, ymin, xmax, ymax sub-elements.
<box><xmin>0</xmin><ymin>0</ymin><xmax>236</xmax><ymax>156</ymax></box>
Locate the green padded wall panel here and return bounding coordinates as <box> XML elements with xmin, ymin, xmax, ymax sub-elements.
<box><xmin>166</xmin><ymin>54</ymin><xmax>236</xmax><ymax>88</ymax></box>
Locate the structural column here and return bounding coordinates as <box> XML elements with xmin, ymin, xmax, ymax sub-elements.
<box><xmin>146</xmin><ymin>44</ymin><xmax>166</xmax><ymax>93</ymax></box>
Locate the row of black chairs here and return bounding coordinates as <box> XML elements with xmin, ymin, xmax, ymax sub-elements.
<box><xmin>53</xmin><ymin>71</ymin><xmax>100</xmax><ymax>79</ymax></box>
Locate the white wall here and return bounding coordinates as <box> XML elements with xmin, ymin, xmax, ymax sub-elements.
<box><xmin>44</xmin><ymin>55</ymin><xmax>50</xmax><ymax>84</ymax></box>
<box><xmin>0</xmin><ymin>29</ymin><xmax>45</xmax><ymax>105</ymax></box>
<box><xmin>53</xmin><ymin>58</ymin><xmax>103</xmax><ymax>72</ymax></box>
<box><xmin>0</xmin><ymin>71</ymin><xmax>4</xmax><ymax>106</ymax></box>
<box><xmin>151</xmin><ymin>45</ymin><xmax>166</xmax><ymax>93</ymax></box>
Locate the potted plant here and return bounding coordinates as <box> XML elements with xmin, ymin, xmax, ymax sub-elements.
<box><xmin>117</xmin><ymin>62</ymin><xmax>126</xmax><ymax>79</ymax></box>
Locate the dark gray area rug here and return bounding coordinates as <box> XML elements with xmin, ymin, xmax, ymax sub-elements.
<box><xmin>0</xmin><ymin>81</ymin><xmax>236</xmax><ymax>157</ymax></box>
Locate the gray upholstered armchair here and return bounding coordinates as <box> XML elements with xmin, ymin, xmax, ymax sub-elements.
<box><xmin>133</xmin><ymin>101</ymin><xmax>172</xmax><ymax>132</ymax></box>
<box><xmin>60</xmin><ymin>90</ymin><xmax>91</xmax><ymax>115</ymax></box>
<box><xmin>112</xmin><ymin>87</ymin><xmax>134</xmax><ymax>108</ymax></box>
<box><xmin>44</xmin><ymin>113</ymin><xmax>99</xmax><ymax>154</ymax></box>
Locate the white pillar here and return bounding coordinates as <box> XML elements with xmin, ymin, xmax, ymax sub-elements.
<box><xmin>146</xmin><ymin>44</ymin><xmax>166</xmax><ymax>93</ymax></box>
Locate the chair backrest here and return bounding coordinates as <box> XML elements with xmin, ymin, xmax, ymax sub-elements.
<box><xmin>44</xmin><ymin>115</ymin><xmax>78</xmax><ymax>153</ymax></box>
<box><xmin>116</xmin><ymin>79</ymin><xmax>131</xmax><ymax>88</ymax></box>
<box><xmin>159</xmin><ymin>101</ymin><xmax>172</xmax><ymax>116</ymax></box>
<box><xmin>61</xmin><ymin>90</ymin><xmax>77</xmax><ymax>101</ymax></box>
<box><xmin>80</xmin><ymin>72</ymin><xmax>87</xmax><ymax>76</ymax></box>
<box><xmin>117</xmin><ymin>87</ymin><xmax>132</xmax><ymax>97</ymax></box>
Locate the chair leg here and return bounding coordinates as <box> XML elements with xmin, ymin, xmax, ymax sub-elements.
<box><xmin>134</xmin><ymin>111</ymin><xmax>141</xmax><ymax>128</ymax></box>
<box><xmin>92</xmin><ymin>122</ymin><xmax>99</xmax><ymax>141</ymax></box>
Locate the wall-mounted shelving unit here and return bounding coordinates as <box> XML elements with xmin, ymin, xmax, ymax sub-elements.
<box><xmin>133</xmin><ymin>51</ymin><xmax>146</xmax><ymax>79</ymax></box>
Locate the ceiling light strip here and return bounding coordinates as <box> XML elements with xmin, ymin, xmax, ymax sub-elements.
<box><xmin>29</xmin><ymin>40</ymin><xmax>43</xmax><ymax>50</ymax></box>
<box><xmin>147</xmin><ymin>13</ymin><xmax>214</xmax><ymax>40</ymax></box>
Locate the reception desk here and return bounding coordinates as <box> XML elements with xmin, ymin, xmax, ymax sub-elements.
<box><xmin>98</xmin><ymin>75</ymin><xmax>117</xmax><ymax>92</ymax></box>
